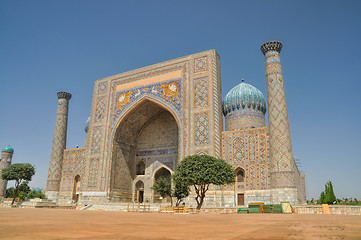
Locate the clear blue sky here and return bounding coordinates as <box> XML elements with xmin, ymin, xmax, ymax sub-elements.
<box><xmin>1</xmin><ymin>1</ymin><xmax>360</xmax><ymax>200</ymax></box>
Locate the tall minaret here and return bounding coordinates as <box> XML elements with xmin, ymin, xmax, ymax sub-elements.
<box><xmin>46</xmin><ymin>91</ymin><xmax>72</xmax><ymax>201</ymax></box>
<box><xmin>260</xmin><ymin>41</ymin><xmax>297</xmax><ymax>202</ymax></box>
<box><xmin>0</xmin><ymin>146</ymin><xmax>14</xmax><ymax>197</ymax></box>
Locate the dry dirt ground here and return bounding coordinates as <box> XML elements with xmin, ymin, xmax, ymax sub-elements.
<box><xmin>0</xmin><ymin>208</ymin><xmax>360</xmax><ymax>240</ymax></box>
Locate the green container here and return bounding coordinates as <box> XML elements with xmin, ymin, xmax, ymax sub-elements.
<box><xmin>262</xmin><ymin>204</ymin><xmax>272</xmax><ymax>213</ymax></box>
<box><xmin>248</xmin><ymin>203</ymin><xmax>261</xmax><ymax>213</ymax></box>
<box><xmin>237</xmin><ymin>208</ymin><xmax>248</xmax><ymax>214</ymax></box>
<box><xmin>248</xmin><ymin>207</ymin><xmax>260</xmax><ymax>213</ymax></box>
<box><xmin>271</xmin><ymin>204</ymin><xmax>282</xmax><ymax>213</ymax></box>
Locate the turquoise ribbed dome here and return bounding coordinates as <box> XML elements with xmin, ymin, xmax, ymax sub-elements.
<box><xmin>85</xmin><ymin>117</ymin><xmax>90</xmax><ymax>133</ymax></box>
<box><xmin>223</xmin><ymin>80</ymin><xmax>266</xmax><ymax>116</ymax></box>
<box><xmin>2</xmin><ymin>145</ymin><xmax>14</xmax><ymax>152</ymax></box>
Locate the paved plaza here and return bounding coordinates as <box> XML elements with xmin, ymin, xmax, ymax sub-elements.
<box><xmin>0</xmin><ymin>208</ymin><xmax>360</xmax><ymax>239</ymax></box>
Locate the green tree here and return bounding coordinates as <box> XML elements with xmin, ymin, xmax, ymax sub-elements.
<box><xmin>18</xmin><ymin>191</ymin><xmax>27</xmax><ymax>200</ymax></box>
<box><xmin>1</xmin><ymin>163</ymin><xmax>35</xmax><ymax>205</ymax></box>
<box><xmin>27</xmin><ymin>190</ymin><xmax>46</xmax><ymax>199</ymax></box>
<box><xmin>172</xmin><ymin>179</ymin><xmax>189</xmax><ymax>206</ymax></box>
<box><xmin>151</xmin><ymin>176</ymin><xmax>172</xmax><ymax>206</ymax></box>
<box><xmin>318</xmin><ymin>181</ymin><xmax>336</xmax><ymax>205</ymax></box>
<box><xmin>324</xmin><ymin>181</ymin><xmax>336</xmax><ymax>204</ymax></box>
<box><xmin>318</xmin><ymin>191</ymin><xmax>325</xmax><ymax>204</ymax></box>
<box><xmin>173</xmin><ymin>154</ymin><xmax>234</xmax><ymax>210</ymax></box>
<box><xmin>4</xmin><ymin>182</ymin><xmax>33</xmax><ymax>201</ymax></box>
<box><xmin>18</xmin><ymin>181</ymin><xmax>31</xmax><ymax>195</ymax></box>
<box><xmin>5</xmin><ymin>187</ymin><xmax>15</xmax><ymax>198</ymax></box>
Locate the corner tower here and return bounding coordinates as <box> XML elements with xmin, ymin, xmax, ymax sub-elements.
<box><xmin>0</xmin><ymin>146</ymin><xmax>14</xmax><ymax>197</ymax></box>
<box><xmin>46</xmin><ymin>91</ymin><xmax>72</xmax><ymax>201</ymax></box>
<box><xmin>260</xmin><ymin>41</ymin><xmax>299</xmax><ymax>203</ymax></box>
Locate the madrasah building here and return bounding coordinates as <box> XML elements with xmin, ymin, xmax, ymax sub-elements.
<box><xmin>45</xmin><ymin>41</ymin><xmax>306</xmax><ymax>207</ymax></box>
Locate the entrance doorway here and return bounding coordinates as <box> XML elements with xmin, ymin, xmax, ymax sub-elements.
<box><xmin>237</xmin><ymin>193</ymin><xmax>244</xmax><ymax>205</ymax></box>
<box><xmin>137</xmin><ymin>190</ymin><xmax>144</xmax><ymax>203</ymax></box>
<box><xmin>135</xmin><ymin>180</ymin><xmax>144</xmax><ymax>203</ymax></box>
<box><xmin>72</xmin><ymin>175</ymin><xmax>81</xmax><ymax>203</ymax></box>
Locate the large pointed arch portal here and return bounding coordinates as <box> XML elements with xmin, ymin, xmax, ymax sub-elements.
<box><xmin>110</xmin><ymin>98</ymin><xmax>179</xmax><ymax>202</ymax></box>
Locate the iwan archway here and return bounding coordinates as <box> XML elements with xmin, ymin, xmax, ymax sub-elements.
<box><xmin>110</xmin><ymin>98</ymin><xmax>179</xmax><ymax>203</ymax></box>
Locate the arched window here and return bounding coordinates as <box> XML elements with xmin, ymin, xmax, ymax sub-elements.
<box><xmin>136</xmin><ymin>161</ymin><xmax>145</xmax><ymax>175</ymax></box>
<box><xmin>235</xmin><ymin>168</ymin><xmax>245</xmax><ymax>183</ymax></box>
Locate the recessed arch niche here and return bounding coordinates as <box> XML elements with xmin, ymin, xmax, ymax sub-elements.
<box><xmin>110</xmin><ymin>98</ymin><xmax>179</xmax><ymax>202</ymax></box>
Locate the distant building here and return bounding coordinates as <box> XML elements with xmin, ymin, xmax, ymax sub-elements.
<box><xmin>46</xmin><ymin>41</ymin><xmax>306</xmax><ymax>206</ymax></box>
<box><xmin>0</xmin><ymin>146</ymin><xmax>14</xmax><ymax>197</ymax></box>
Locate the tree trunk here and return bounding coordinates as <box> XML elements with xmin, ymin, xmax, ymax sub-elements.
<box><xmin>196</xmin><ymin>196</ymin><xmax>204</xmax><ymax>210</ymax></box>
<box><xmin>195</xmin><ymin>184</ymin><xmax>209</xmax><ymax>210</ymax></box>
<box><xmin>11</xmin><ymin>181</ymin><xmax>20</xmax><ymax>206</ymax></box>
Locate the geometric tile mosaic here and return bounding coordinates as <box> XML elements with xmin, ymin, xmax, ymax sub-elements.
<box><xmin>194</xmin><ymin>77</ymin><xmax>208</xmax><ymax>108</ymax></box>
<box><xmin>95</xmin><ymin>97</ymin><xmax>106</xmax><ymax>123</ymax></box>
<box><xmin>91</xmin><ymin>127</ymin><xmax>103</xmax><ymax>154</ymax></box>
<box><xmin>97</xmin><ymin>82</ymin><xmax>107</xmax><ymax>95</ymax></box>
<box><xmin>194</xmin><ymin>56</ymin><xmax>208</xmax><ymax>73</ymax></box>
<box><xmin>195</xmin><ymin>113</ymin><xmax>209</xmax><ymax>145</ymax></box>
<box><xmin>88</xmin><ymin>159</ymin><xmax>99</xmax><ymax>187</ymax></box>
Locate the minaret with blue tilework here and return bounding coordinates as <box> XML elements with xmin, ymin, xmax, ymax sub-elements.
<box><xmin>261</xmin><ymin>41</ymin><xmax>299</xmax><ymax>204</ymax></box>
<box><xmin>46</xmin><ymin>91</ymin><xmax>72</xmax><ymax>201</ymax></box>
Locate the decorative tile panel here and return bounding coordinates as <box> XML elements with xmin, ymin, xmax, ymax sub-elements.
<box><xmin>97</xmin><ymin>82</ymin><xmax>108</xmax><ymax>95</ymax></box>
<box><xmin>259</xmin><ymin>164</ymin><xmax>268</xmax><ymax>189</ymax></box>
<box><xmin>194</xmin><ymin>56</ymin><xmax>207</xmax><ymax>73</ymax></box>
<box><xmin>95</xmin><ymin>97</ymin><xmax>106</xmax><ymax>123</ymax></box>
<box><xmin>194</xmin><ymin>77</ymin><xmax>208</xmax><ymax>108</ymax></box>
<box><xmin>88</xmin><ymin>159</ymin><xmax>99</xmax><ymax>187</ymax></box>
<box><xmin>113</xmin><ymin>78</ymin><xmax>181</xmax><ymax>121</ymax></box>
<box><xmin>91</xmin><ymin>127</ymin><xmax>103</xmax><ymax>154</ymax></box>
<box><xmin>248</xmin><ymin>165</ymin><xmax>257</xmax><ymax>189</ymax></box>
<box><xmin>195</xmin><ymin>113</ymin><xmax>209</xmax><ymax>145</ymax></box>
<box><xmin>233</xmin><ymin>137</ymin><xmax>245</xmax><ymax>162</ymax></box>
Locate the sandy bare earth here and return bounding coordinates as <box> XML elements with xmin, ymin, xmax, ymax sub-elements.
<box><xmin>0</xmin><ymin>208</ymin><xmax>360</xmax><ymax>240</ymax></box>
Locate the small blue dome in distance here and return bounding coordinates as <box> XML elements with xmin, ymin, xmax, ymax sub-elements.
<box><xmin>223</xmin><ymin>79</ymin><xmax>266</xmax><ymax>116</ymax></box>
<box><xmin>85</xmin><ymin>117</ymin><xmax>90</xmax><ymax>133</ymax></box>
<box><xmin>2</xmin><ymin>145</ymin><xmax>14</xmax><ymax>152</ymax></box>
<box><xmin>34</xmin><ymin>188</ymin><xmax>41</xmax><ymax>193</ymax></box>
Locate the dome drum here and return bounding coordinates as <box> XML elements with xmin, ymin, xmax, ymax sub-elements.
<box><xmin>225</xmin><ymin>111</ymin><xmax>266</xmax><ymax>131</ymax></box>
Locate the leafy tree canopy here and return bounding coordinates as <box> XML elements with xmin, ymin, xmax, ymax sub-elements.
<box><xmin>173</xmin><ymin>154</ymin><xmax>234</xmax><ymax>209</ymax></box>
<box><xmin>5</xmin><ymin>187</ymin><xmax>15</xmax><ymax>198</ymax></box>
<box><xmin>5</xmin><ymin>187</ymin><xmax>46</xmax><ymax>200</ymax></box>
<box><xmin>172</xmin><ymin>179</ymin><xmax>190</xmax><ymax>206</ymax></box>
<box><xmin>318</xmin><ymin>180</ymin><xmax>336</xmax><ymax>205</ymax></box>
<box><xmin>1</xmin><ymin>163</ymin><xmax>35</xmax><ymax>182</ymax></box>
<box><xmin>18</xmin><ymin>181</ymin><xmax>31</xmax><ymax>194</ymax></box>
<box><xmin>151</xmin><ymin>176</ymin><xmax>171</xmax><ymax>198</ymax></box>
<box><xmin>151</xmin><ymin>176</ymin><xmax>173</xmax><ymax>206</ymax></box>
<box><xmin>1</xmin><ymin>163</ymin><xmax>35</xmax><ymax>205</ymax></box>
